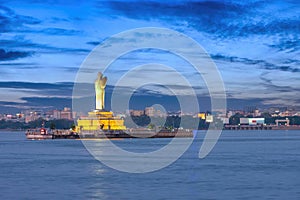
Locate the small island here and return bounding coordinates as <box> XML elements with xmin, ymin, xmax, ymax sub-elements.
<box><xmin>25</xmin><ymin>72</ymin><xmax>193</xmax><ymax>139</ymax></box>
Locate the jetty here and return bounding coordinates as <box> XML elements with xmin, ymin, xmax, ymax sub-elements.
<box><xmin>224</xmin><ymin>124</ymin><xmax>300</xmax><ymax>130</ymax></box>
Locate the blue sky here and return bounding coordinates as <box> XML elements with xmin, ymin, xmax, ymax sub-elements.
<box><xmin>0</xmin><ymin>0</ymin><xmax>299</xmax><ymax>112</ymax></box>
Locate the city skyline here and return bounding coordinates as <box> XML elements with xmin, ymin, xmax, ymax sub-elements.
<box><xmin>0</xmin><ymin>0</ymin><xmax>299</xmax><ymax>112</ymax></box>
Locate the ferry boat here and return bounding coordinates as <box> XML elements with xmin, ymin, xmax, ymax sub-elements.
<box><xmin>25</xmin><ymin>128</ymin><xmax>80</xmax><ymax>140</ymax></box>
<box><xmin>26</xmin><ymin>128</ymin><xmax>53</xmax><ymax>140</ymax></box>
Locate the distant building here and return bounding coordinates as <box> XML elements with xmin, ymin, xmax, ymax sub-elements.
<box><xmin>130</xmin><ymin>110</ymin><xmax>144</xmax><ymax>116</ymax></box>
<box><xmin>60</xmin><ymin>107</ymin><xmax>72</xmax><ymax>120</ymax></box>
<box><xmin>155</xmin><ymin>109</ymin><xmax>166</xmax><ymax>117</ymax></box>
<box><xmin>275</xmin><ymin>118</ymin><xmax>290</xmax><ymax>126</ymax></box>
<box><xmin>220</xmin><ymin>117</ymin><xmax>229</xmax><ymax>124</ymax></box>
<box><xmin>53</xmin><ymin>110</ymin><xmax>61</xmax><ymax>119</ymax></box>
<box><xmin>72</xmin><ymin>111</ymin><xmax>77</xmax><ymax>119</ymax></box>
<box><xmin>52</xmin><ymin>107</ymin><xmax>73</xmax><ymax>120</ymax></box>
<box><xmin>206</xmin><ymin>115</ymin><xmax>213</xmax><ymax>123</ymax></box>
<box><xmin>197</xmin><ymin>113</ymin><xmax>206</xmax><ymax>120</ymax></box>
<box><xmin>167</xmin><ymin>111</ymin><xmax>181</xmax><ymax>117</ymax></box>
<box><xmin>227</xmin><ymin>110</ymin><xmax>245</xmax><ymax>117</ymax></box>
<box><xmin>240</xmin><ymin>118</ymin><xmax>265</xmax><ymax>125</ymax></box>
<box><xmin>279</xmin><ymin>111</ymin><xmax>292</xmax><ymax>117</ymax></box>
<box><xmin>24</xmin><ymin>110</ymin><xmax>42</xmax><ymax>123</ymax></box>
<box><xmin>253</xmin><ymin>109</ymin><xmax>261</xmax><ymax>117</ymax></box>
<box><xmin>144</xmin><ymin>106</ymin><xmax>166</xmax><ymax>117</ymax></box>
<box><xmin>197</xmin><ymin>112</ymin><xmax>215</xmax><ymax>123</ymax></box>
<box><xmin>145</xmin><ymin>107</ymin><xmax>155</xmax><ymax>117</ymax></box>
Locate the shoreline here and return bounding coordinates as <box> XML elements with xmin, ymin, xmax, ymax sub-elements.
<box><xmin>2</xmin><ymin>127</ymin><xmax>300</xmax><ymax>132</ymax></box>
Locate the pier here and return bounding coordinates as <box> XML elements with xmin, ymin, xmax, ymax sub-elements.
<box><xmin>224</xmin><ymin>125</ymin><xmax>300</xmax><ymax>130</ymax></box>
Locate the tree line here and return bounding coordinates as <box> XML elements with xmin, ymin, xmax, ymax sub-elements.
<box><xmin>0</xmin><ymin>118</ymin><xmax>74</xmax><ymax>130</ymax></box>
<box><xmin>2</xmin><ymin>114</ymin><xmax>300</xmax><ymax>130</ymax></box>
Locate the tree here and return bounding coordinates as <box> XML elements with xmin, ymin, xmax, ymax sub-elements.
<box><xmin>229</xmin><ymin>113</ymin><xmax>244</xmax><ymax>125</ymax></box>
<box><xmin>260</xmin><ymin>112</ymin><xmax>274</xmax><ymax>124</ymax></box>
<box><xmin>50</xmin><ymin>122</ymin><xmax>56</xmax><ymax>130</ymax></box>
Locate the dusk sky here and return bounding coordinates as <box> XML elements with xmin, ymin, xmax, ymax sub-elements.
<box><xmin>0</xmin><ymin>0</ymin><xmax>299</xmax><ymax>112</ymax></box>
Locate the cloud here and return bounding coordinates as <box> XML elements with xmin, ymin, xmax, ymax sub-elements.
<box><xmin>20</xmin><ymin>96</ymin><xmax>72</xmax><ymax>108</ymax></box>
<box><xmin>0</xmin><ymin>62</ymin><xmax>35</xmax><ymax>66</ymax></box>
<box><xmin>0</xmin><ymin>37</ymin><xmax>89</xmax><ymax>54</ymax></box>
<box><xmin>102</xmin><ymin>0</ymin><xmax>234</xmax><ymax>37</ymax></box>
<box><xmin>0</xmin><ymin>81</ymin><xmax>74</xmax><ymax>112</ymax></box>
<box><xmin>211</xmin><ymin>54</ymin><xmax>300</xmax><ymax>73</ymax></box>
<box><xmin>32</xmin><ymin>27</ymin><xmax>82</xmax><ymax>36</ymax></box>
<box><xmin>0</xmin><ymin>5</ymin><xmax>81</xmax><ymax>36</ymax></box>
<box><xmin>0</xmin><ymin>62</ymin><xmax>43</xmax><ymax>70</ymax></box>
<box><xmin>0</xmin><ymin>48</ymin><xmax>33</xmax><ymax>61</ymax></box>
<box><xmin>60</xmin><ymin>66</ymin><xmax>79</xmax><ymax>73</ymax></box>
<box><xmin>259</xmin><ymin>71</ymin><xmax>300</xmax><ymax>94</ymax></box>
<box><xmin>100</xmin><ymin>1</ymin><xmax>299</xmax><ymax>39</ymax></box>
<box><xmin>0</xmin><ymin>96</ymin><xmax>72</xmax><ymax>113</ymax></box>
<box><xmin>268</xmin><ymin>38</ymin><xmax>300</xmax><ymax>53</ymax></box>
<box><xmin>0</xmin><ymin>1</ymin><xmax>298</xmax><ymax>110</ymax></box>
<box><xmin>0</xmin><ymin>80</ymin><xmax>293</xmax><ymax>113</ymax></box>
<box><xmin>49</xmin><ymin>16</ymin><xmax>69</xmax><ymax>23</ymax></box>
<box><xmin>101</xmin><ymin>1</ymin><xmax>243</xmax><ymax>22</ymax></box>
<box><xmin>86</xmin><ymin>41</ymin><xmax>101</xmax><ymax>46</ymax></box>
<box><xmin>0</xmin><ymin>81</ymin><xmax>74</xmax><ymax>96</ymax></box>
<box><xmin>0</xmin><ymin>81</ymin><xmax>73</xmax><ymax>89</ymax></box>
<box><xmin>0</xmin><ymin>5</ymin><xmax>41</xmax><ymax>33</ymax></box>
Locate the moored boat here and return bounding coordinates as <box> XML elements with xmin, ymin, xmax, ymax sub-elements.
<box><xmin>25</xmin><ymin>128</ymin><xmax>80</xmax><ymax>140</ymax></box>
<box><xmin>26</xmin><ymin>128</ymin><xmax>53</xmax><ymax>140</ymax></box>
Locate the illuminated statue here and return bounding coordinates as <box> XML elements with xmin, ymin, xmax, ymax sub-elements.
<box><xmin>94</xmin><ymin>72</ymin><xmax>107</xmax><ymax>110</ymax></box>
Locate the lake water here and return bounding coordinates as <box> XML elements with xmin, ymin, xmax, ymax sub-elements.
<box><xmin>0</xmin><ymin>130</ymin><xmax>299</xmax><ymax>199</ymax></box>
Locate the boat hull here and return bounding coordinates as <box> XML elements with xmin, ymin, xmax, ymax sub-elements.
<box><xmin>79</xmin><ymin>129</ymin><xmax>193</xmax><ymax>139</ymax></box>
<box><xmin>26</xmin><ymin>134</ymin><xmax>53</xmax><ymax>140</ymax></box>
<box><xmin>25</xmin><ymin>129</ymin><xmax>193</xmax><ymax>139</ymax></box>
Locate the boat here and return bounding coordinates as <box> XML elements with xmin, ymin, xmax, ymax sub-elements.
<box><xmin>25</xmin><ymin>128</ymin><xmax>80</xmax><ymax>140</ymax></box>
<box><xmin>26</xmin><ymin>128</ymin><xmax>53</xmax><ymax>140</ymax></box>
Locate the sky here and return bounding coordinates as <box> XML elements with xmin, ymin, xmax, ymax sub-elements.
<box><xmin>0</xmin><ymin>0</ymin><xmax>299</xmax><ymax>113</ymax></box>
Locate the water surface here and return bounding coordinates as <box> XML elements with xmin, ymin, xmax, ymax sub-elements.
<box><xmin>0</xmin><ymin>130</ymin><xmax>299</xmax><ymax>199</ymax></box>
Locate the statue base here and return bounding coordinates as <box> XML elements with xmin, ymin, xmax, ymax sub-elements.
<box><xmin>76</xmin><ymin>109</ymin><xmax>126</xmax><ymax>132</ymax></box>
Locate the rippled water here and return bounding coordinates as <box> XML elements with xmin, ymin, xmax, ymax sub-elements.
<box><xmin>0</xmin><ymin>130</ymin><xmax>299</xmax><ymax>199</ymax></box>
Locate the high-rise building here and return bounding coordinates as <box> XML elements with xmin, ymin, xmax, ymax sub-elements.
<box><xmin>145</xmin><ymin>107</ymin><xmax>155</xmax><ymax>117</ymax></box>
<box><xmin>53</xmin><ymin>110</ymin><xmax>61</xmax><ymax>119</ymax></box>
<box><xmin>130</xmin><ymin>110</ymin><xmax>144</xmax><ymax>116</ymax></box>
<box><xmin>60</xmin><ymin>107</ymin><xmax>72</xmax><ymax>120</ymax></box>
